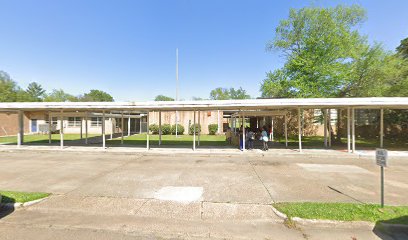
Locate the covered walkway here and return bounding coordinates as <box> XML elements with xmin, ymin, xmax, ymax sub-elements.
<box><xmin>0</xmin><ymin>97</ymin><xmax>407</xmax><ymax>153</ymax></box>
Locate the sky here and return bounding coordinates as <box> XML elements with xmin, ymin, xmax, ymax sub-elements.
<box><xmin>1</xmin><ymin>0</ymin><xmax>407</xmax><ymax>101</ymax></box>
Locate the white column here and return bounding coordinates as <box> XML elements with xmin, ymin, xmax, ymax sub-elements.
<box><xmin>139</xmin><ymin>116</ymin><xmax>142</xmax><ymax>134</ymax></box>
<box><xmin>193</xmin><ymin>111</ymin><xmax>196</xmax><ymax>151</ymax></box>
<box><xmin>256</xmin><ymin>117</ymin><xmax>259</xmax><ymax>129</ymax></box>
<box><xmin>217</xmin><ymin>110</ymin><xmax>221</xmax><ymax>134</ymax></box>
<box><xmin>271</xmin><ymin>118</ymin><xmax>274</xmax><ymax>141</ymax></box>
<box><xmin>85</xmin><ymin>112</ymin><xmax>88</xmax><ymax>144</ymax></box>
<box><xmin>198</xmin><ymin>111</ymin><xmax>200</xmax><ymax>146</ymax></box>
<box><xmin>347</xmin><ymin>108</ymin><xmax>351</xmax><ymax>153</ymax></box>
<box><xmin>121</xmin><ymin>112</ymin><xmax>124</xmax><ymax>144</ymax></box>
<box><xmin>242</xmin><ymin>114</ymin><xmax>245</xmax><ymax>151</ymax></box>
<box><xmin>175</xmin><ymin>111</ymin><xmax>178</xmax><ymax>138</ymax></box>
<box><xmin>352</xmin><ymin>108</ymin><xmax>356</xmax><ymax>153</ymax></box>
<box><xmin>110</xmin><ymin>115</ymin><xmax>113</xmax><ymax>140</ymax></box>
<box><xmin>80</xmin><ymin>117</ymin><xmax>83</xmax><ymax>139</ymax></box>
<box><xmin>298</xmin><ymin>108</ymin><xmax>302</xmax><ymax>153</ymax></box>
<box><xmin>60</xmin><ymin>110</ymin><xmax>64</xmax><ymax>149</ymax></box>
<box><xmin>48</xmin><ymin>112</ymin><xmax>52</xmax><ymax>144</ymax></box>
<box><xmin>328</xmin><ymin>109</ymin><xmax>332</xmax><ymax>147</ymax></box>
<box><xmin>146</xmin><ymin>113</ymin><xmax>149</xmax><ymax>150</ymax></box>
<box><xmin>127</xmin><ymin>116</ymin><xmax>131</xmax><ymax>136</ymax></box>
<box><xmin>102</xmin><ymin>111</ymin><xmax>106</xmax><ymax>149</ymax></box>
<box><xmin>159</xmin><ymin>111</ymin><xmax>162</xmax><ymax>146</ymax></box>
<box><xmin>380</xmin><ymin>109</ymin><xmax>384</xmax><ymax>148</ymax></box>
<box><xmin>17</xmin><ymin>110</ymin><xmax>24</xmax><ymax>147</ymax></box>
<box><xmin>324</xmin><ymin>109</ymin><xmax>327</xmax><ymax>148</ymax></box>
<box><xmin>284</xmin><ymin>114</ymin><xmax>288</xmax><ymax>148</ymax></box>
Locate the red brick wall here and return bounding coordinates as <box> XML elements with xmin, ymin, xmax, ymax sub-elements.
<box><xmin>0</xmin><ymin>112</ymin><xmax>30</xmax><ymax>136</ymax></box>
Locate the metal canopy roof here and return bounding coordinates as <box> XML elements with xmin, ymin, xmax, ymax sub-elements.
<box><xmin>0</xmin><ymin>97</ymin><xmax>407</xmax><ymax>111</ymax></box>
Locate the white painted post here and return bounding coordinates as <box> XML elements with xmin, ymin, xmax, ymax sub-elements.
<box><xmin>102</xmin><ymin>110</ymin><xmax>106</xmax><ymax>149</ymax></box>
<box><xmin>193</xmin><ymin>111</ymin><xmax>196</xmax><ymax>151</ymax></box>
<box><xmin>146</xmin><ymin>113</ymin><xmax>149</xmax><ymax>150</ymax></box>
<box><xmin>328</xmin><ymin>109</ymin><xmax>332</xmax><ymax>147</ymax></box>
<box><xmin>110</xmin><ymin>115</ymin><xmax>113</xmax><ymax>140</ymax></box>
<box><xmin>298</xmin><ymin>108</ymin><xmax>302</xmax><ymax>153</ymax></box>
<box><xmin>347</xmin><ymin>108</ymin><xmax>351</xmax><ymax>153</ymax></box>
<box><xmin>140</xmin><ymin>116</ymin><xmax>142</xmax><ymax>134</ymax></box>
<box><xmin>127</xmin><ymin>116</ymin><xmax>131</xmax><ymax>136</ymax></box>
<box><xmin>198</xmin><ymin>111</ymin><xmax>200</xmax><ymax>146</ymax></box>
<box><xmin>159</xmin><ymin>111</ymin><xmax>162</xmax><ymax>146</ymax></box>
<box><xmin>242</xmin><ymin>114</ymin><xmax>245</xmax><ymax>151</ymax></box>
<box><xmin>85</xmin><ymin>112</ymin><xmax>88</xmax><ymax>144</ymax></box>
<box><xmin>48</xmin><ymin>112</ymin><xmax>52</xmax><ymax>144</ymax></box>
<box><xmin>121</xmin><ymin>112</ymin><xmax>124</xmax><ymax>144</ymax></box>
<box><xmin>256</xmin><ymin>117</ymin><xmax>259</xmax><ymax>129</ymax></box>
<box><xmin>284</xmin><ymin>114</ymin><xmax>288</xmax><ymax>148</ymax></box>
<box><xmin>60</xmin><ymin>110</ymin><xmax>64</xmax><ymax>149</ymax></box>
<box><xmin>324</xmin><ymin>109</ymin><xmax>327</xmax><ymax>148</ymax></box>
<box><xmin>217</xmin><ymin>110</ymin><xmax>221</xmax><ymax>134</ymax></box>
<box><xmin>17</xmin><ymin>110</ymin><xmax>24</xmax><ymax>147</ymax></box>
<box><xmin>271</xmin><ymin>118</ymin><xmax>274</xmax><ymax>141</ymax></box>
<box><xmin>380</xmin><ymin>109</ymin><xmax>384</xmax><ymax>148</ymax></box>
<box><xmin>80</xmin><ymin>117</ymin><xmax>83</xmax><ymax>139</ymax></box>
<box><xmin>352</xmin><ymin>108</ymin><xmax>356</xmax><ymax>153</ymax></box>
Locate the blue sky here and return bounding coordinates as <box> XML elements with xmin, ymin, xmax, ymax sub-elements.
<box><xmin>1</xmin><ymin>0</ymin><xmax>407</xmax><ymax>101</ymax></box>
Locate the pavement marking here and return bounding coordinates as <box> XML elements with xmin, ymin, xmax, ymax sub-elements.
<box><xmin>154</xmin><ymin>186</ymin><xmax>203</xmax><ymax>203</ymax></box>
<box><xmin>297</xmin><ymin>163</ymin><xmax>372</xmax><ymax>174</ymax></box>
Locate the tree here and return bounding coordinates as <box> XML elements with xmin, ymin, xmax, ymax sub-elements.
<box><xmin>79</xmin><ymin>89</ymin><xmax>114</xmax><ymax>102</ymax></box>
<box><xmin>262</xmin><ymin>5</ymin><xmax>368</xmax><ymax>98</ymax></box>
<box><xmin>210</xmin><ymin>87</ymin><xmax>250</xmax><ymax>100</ymax></box>
<box><xmin>25</xmin><ymin>82</ymin><xmax>46</xmax><ymax>101</ymax></box>
<box><xmin>154</xmin><ymin>95</ymin><xmax>174</xmax><ymax>101</ymax></box>
<box><xmin>0</xmin><ymin>71</ymin><xmax>19</xmax><ymax>102</ymax></box>
<box><xmin>44</xmin><ymin>89</ymin><xmax>78</xmax><ymax>102</ymax></box>
<box><xmin>397</xmin><ymin>37</ymin><xmax>408</xmax><ymax>59</ymax></box>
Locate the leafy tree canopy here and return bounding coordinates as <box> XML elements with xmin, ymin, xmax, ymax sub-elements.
<box><xmin>44</xmin><ymin>89</ymin><xmax>78</xmax><ymax>102</ymax></box>
<box><xmin>79</xmin><ymin>89</ymin><xmax>114</xmax><ymax>102</ymax></box>
<box><xmin>154</xmin><ymin>95</ymin><xmax>174</xmax><ymax>101</ymax></box>
<box><xmin>210</xmin><ymin>87</ymin><xmax>250</xmax><ymax>100</ymax></box>
<box><xmin>396</xmin><ymin>37</ymin><xmax>408</xmax><ymax>59</ymax></box>
<box><xmin>25</xmin><ymin>82</ymin><xmax>46</xmax><ymax>101</ymax></box>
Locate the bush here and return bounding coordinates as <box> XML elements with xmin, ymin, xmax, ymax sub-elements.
<box><xmin>161</xmin><ymin>124</ymin><xmax>172</xmax><ymax>135</ymax></box>
<box><xmin>171</xmin><ymin>124</ymin><xmax>185</xmax><ymax>135</ymax></box>
<box><xmin>189</xmin><ymin>124</ymin><xmax>201</xmax><ymax>135</ymax></box>
<box><xmin>208</xmin><ymin>124</ymin><xmax>218</xmax><ymax>135</ymax></box>
<box><xmin>149</xmin><ymin>124</ymin><xmax>159</xmax><ymax>134</ymax></box>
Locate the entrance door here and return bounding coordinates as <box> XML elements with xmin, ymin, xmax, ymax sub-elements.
<box><xmin>31</xmin><ymin>119</ymin><xmax>37</xmax><ymax>132</ymax></box>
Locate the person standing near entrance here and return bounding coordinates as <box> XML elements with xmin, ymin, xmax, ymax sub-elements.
<box><xmin>247</xmin><ymin>129</ymin><xmax>255</xmax><ymax>150</ymax></box>
<box><xmin>261</xmin><ymin>126</ymin><xmax>269</xmax><ymax>151</ymax></box>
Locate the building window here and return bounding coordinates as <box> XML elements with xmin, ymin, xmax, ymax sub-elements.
<box><xmin>91</xmin><ymin>117</ymin><xmax>102</xmax><ymax>127</ymax></box>
<box><xmin>68</xmin><ymin>117</ymin><xmax>82</xmax><ymax>127</ymax></box>
<box><xmin>45</xmin><ymin>117</ymin><xmax>59</xmax><ymax>125</ymax></box>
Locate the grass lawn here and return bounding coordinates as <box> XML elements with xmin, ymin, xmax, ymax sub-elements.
<box><xmin>109</xmin><ymin>134</ymin><xmax>228</xmax><ymax>146</ymax></box>
<box><xmin>273</xmin><ymin>202</ymin><xmax>408</xmax><ymax>224</ymax></box>
<box><xmin>275</xmin><ymin>136</ymin><xmax>408</xmax><ymax>150</ymax></box>
<box><xmin>0</xmin><ymin>190</ymin><xmax>50</xmax><ymax>203</ymax></box>
<box><xmin>0</xmin><ymin>134</ymin><xmax>98</xmax><ymax>145</ymax></box>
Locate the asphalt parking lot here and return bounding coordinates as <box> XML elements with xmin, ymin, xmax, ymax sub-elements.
<box><xmin>0</xmin><ymin>150</ymin><xmax>407</xmax><ymax>239</ymax></box>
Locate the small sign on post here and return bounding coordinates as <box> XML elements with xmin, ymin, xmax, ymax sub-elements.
<box><xmin>376</xmin><ymin>148</ymin><xmax>388</xmax><ymax>208</ymax></box>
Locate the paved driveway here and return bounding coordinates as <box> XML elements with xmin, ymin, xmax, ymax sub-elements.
<box><xmin>0</xmin><ymin>150</ymin><xmax>407</xmax><ymax>239</ymax></box>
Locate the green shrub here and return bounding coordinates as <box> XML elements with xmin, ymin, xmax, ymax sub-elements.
<box><xmin>171</xmin><ymin>124</ymin><xmax>185</xmax><ymax>135</ymax></box>
<box><xmin>189</xmin><ymin>124</ymin><xmax>201</xmax><ymax>135</ymax></box>
<box><xmin>161</xmin><ymin>124</ymin><xmax>172</xmax><ymax>135</ymax></box>
<box><xmin>208</xmin><ymin>124</ymin><xmax>218</xmax><ymax>135</ymax></box>
<box><xmin>149</xmin><ymin>124</ymin><xmax>159</xmax><ymax>134</ymax></box>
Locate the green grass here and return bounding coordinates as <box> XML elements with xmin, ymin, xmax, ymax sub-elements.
<box><xmin>273</xmin><ymin>202</ymin><xmax>408</xmax><ymax>224</ymax></box>
<box><xmin>0</xmin><ymin>134</ymin><xmax>98</xmax><ymax>144</ymax></box>
<box><xmin>275</xmin><ymin>136</ymin><xmax>408</xmax><ymax>150</ymax></box>
<box><xmin>0</xmin><ymin>190</ymin><xmax>50</xmax><ymax>203</ymax></box>
<box><xmin>109</xmin><ymin>134</ymin><xmax>228</xmax><ymax>146</ymax></box>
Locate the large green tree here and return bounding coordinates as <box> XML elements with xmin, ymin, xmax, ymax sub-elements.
<box><xmin>210</xmin><ymin>87</ymin><xmax>250</xmax><ymax>100</ymax></box>
<box><xmin>79</xmin><ymin>89</ymin><xmax>114</xmax><ymax>102</ymax></box>
<box><xmin>154</xmin><ymin>95</ymin><xmax>174</xmax><ymax>101</ymax></box>
<box><xmin>261</xmin><ymin>5</ymin><xmax>368</xmax><ymax>98</ymax></box>
<box><xmin>25</xmin><ymin>82</ymin><xmax>46</xmax><ymax>101</ymax></box>
<box><xmin>397</xmin><ymin>37</ymin><xmax>408</xmax><ymax>59</ymax></box>
<box><xmin>44</xmin><ymin>89</ymin><xmax>78</xmax><ymax>102</ymax></box>
<box><xmin>0</xmin><ymin>71</ymin><xmax>19</xmax><ymax>102</ymax></box>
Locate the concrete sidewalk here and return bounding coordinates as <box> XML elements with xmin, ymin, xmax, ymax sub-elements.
<box><xmin>0</xmin><ymin>151</ymin><xmax>407</xmax><ymax>239</ymax></box>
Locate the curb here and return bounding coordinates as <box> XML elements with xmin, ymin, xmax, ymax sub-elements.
<box><xmin>0</xmin><ymin>197</ymin><xmax>48</xmax><ymax>209</ymax></box>
<box><xmin>270</xmin><ymin>205</ymin><xmax>408</xmax><ymax>230</ymax></box>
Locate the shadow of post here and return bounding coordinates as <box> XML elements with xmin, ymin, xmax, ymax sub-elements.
<box><xmin>373</xmin><ymin>216</ymin><xmax>408</xmax><ymax>239</ymax></box>
<box><xmin>0</xmin><ymin>195</ymin><xmax>16</xmax><ymax>220</ymax></box>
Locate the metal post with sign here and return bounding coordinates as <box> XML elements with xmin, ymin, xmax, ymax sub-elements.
<box><xmin>376</xmin><ymin>148</ymin><xmax>388</xmax><ymax>208</ymax></box>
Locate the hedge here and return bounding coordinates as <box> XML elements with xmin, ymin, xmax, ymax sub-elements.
<box><xmin>189</xmin><ymin>124</ymin><xmax>201</xmax><ymax>135</ymax></box>
<box><xmin>149</xmin><ymin>124</ymin><xmax>159</xmax><ymax>134</ymax></box>
<box><xmin>208</xmin><ymin>124</ymin><xmax>218</xmax><ymax>135</ymax></box>
<box><xmin>171</xmin><ymin>124</ymin><xmax>185</xmax><ymax>135</ymax></box>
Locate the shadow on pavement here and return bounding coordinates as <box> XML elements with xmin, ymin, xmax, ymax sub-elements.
<box><xmin>0</xmin><ymin>205</ymin><xmax>15</xmax><ymax>220</ymax></box>
<box><xmin>373</xmin><ymin>216</ymin><xmax>408</xmax><ymax>239</ymax></box>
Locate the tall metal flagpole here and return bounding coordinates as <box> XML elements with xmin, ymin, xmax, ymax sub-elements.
<box><xmin>175</xmin><ymin>48</ymin><xmax>179</xmax><ymax>137</ymax></box>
